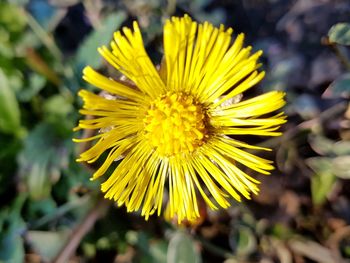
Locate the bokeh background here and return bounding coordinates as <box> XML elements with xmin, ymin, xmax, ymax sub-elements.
<box><xmin>1</xmin><ymin>0</ymin><xmax>350</xmax><ymax>262</ymax></box>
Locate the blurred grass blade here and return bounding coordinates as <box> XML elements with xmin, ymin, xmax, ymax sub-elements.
<box><xmin>31</xmin><ymin>195</ymin><xmax>91</xmax><ymax>228</ymax></box>
<box><xmin>25</xmin><ymin>48</ymin><xmax>61</xmax><ymax>85</ymax></box>
<box><xmin>0</xmin><ymin>69</ymin><xmax>21</xmax><ymax>136</ymax></box>
<box><xmin>289</xmin><ymin>239</ymin><xmax>338</xmax><ymax>263</ymax></box>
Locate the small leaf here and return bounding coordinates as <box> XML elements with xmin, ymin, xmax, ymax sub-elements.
<box><xmin>229</xmin><ymin>226</ymin><xmax>256</xmax><ymax>257</ymax></box>
<box><xmin>307</xmin><ymin>157</ymin><xmax>336</xmax><ymax>205</ymax></box>
<box><xmin>18</xmin><ymin>123</ymin><xmax>68</xmax><ymax>199</ymax></box>
<box><xmin>149</xmin><ymin>240</ymin><xmax>168</xmax><ymax>263</ymax></box>
<box><xmin>27</xmin><ymin>161</ymin><xmax>52</xmax><ymax>200</ymax></box>
<box><xmin>167</xmin><ymin>231</ymin><xmax>201</xmax><ymax>263</ymax></box>
<box><xmin>308</xmin><ymin>136</ymin><xmax>335</xmax><ymax>156</ymax></box>
<box><xmin>43</xmin><ymin>94</ymin><xmax>75</xmax><ymax>136</ymax></box>
<box><xmin>332</xmin><ymin>155</ymin><xmax>350</xmax><ymax>179</ymax></box>
<box><xmin>18</xmin><ymin>73</ymin><xmax>46</xmax><ymax>102</ymax></box>
<box><xmin>323</xmin><ymin>73</ymin><xmax>350</xmax><ymax>99</ymax></box>
<box><xmin>0</xmin><ymin>69</ymin><xmax>21</xmax><ymax>135</ymax></box>
<box><xmin>271</xmin><ymin>223</ymin><xmax>294</xmax><ymax>240</ymax></box>
<box><xmin>26</xmin><ymin>230</ymin><xmax>70</xmax><ymax>261</ymax></box>
<box><xmin>311</xmin><ymin>171</ymin><xmax>336</xmax><ymax>205</ymax></box>
<box><xmin>0</xmin><ymin>2</ymin><xmax>26</xmax><ymax>33</ymax></box>
<box><xmin>328</xmin><ymin>23</ymin><xmax>350</xmax><ymax>46</ymax></box>
<box><xmin>309</xmin><ymin>136</ymin><xmax>350</xmax><ymax>156</ymax></box>
<box><xmin>306</xmin><ymin>157</ymin><xmax>332</xmax><ymax>173</ymax></box>
<box><xmin>333</xmin><ymin>141</ymin><xmax>350</xmax><ymax>156</ymax></box>
<box><xmin>75</xmin><ymin>11</ymin><xmax>126</xmax><ymax>69</ymax></box>
<box><xmin>0</xmin><ymin>195</ymin><xmax>26</xmax><ymax>263</ymax></box>
<box><xmin>43</xmin><ymin>94</ymin><xmax>73</xmax><ymax>116</ymax></box>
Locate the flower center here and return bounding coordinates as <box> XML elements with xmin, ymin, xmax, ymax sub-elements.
<box><xmin>144</xmin><ymin>92</ymin><xmax>207</xmax><ymax>157</ymax></box>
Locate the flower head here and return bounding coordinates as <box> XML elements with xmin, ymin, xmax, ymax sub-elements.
<box><xmin>74</xmin><ymin>15</ymin><xmax>286</xmax><ymax>223</ymax></box>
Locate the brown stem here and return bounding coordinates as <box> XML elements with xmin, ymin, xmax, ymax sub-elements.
<box><xmin>332</xmin><ymin>44</ymin><xmax>350</xmax><ymax>71</ymax></box>
<box><xmin>327</xmin><ymin>225</ymin><xmax>350</xmax><ymax>263</ymax></box>
<box><xmin>258</xmin><ymin>102</ymin><xmax>348</xmax><ymax>149</ymax></box>
<box><xmin>52</xmin><ymin>197</ymin><xmax>110</xmax><ymax>263</ymax></box>
<box><xmin>322</xmin><ymin>36</ymin><xmax>350</xmax><ymax>71</ymax></box>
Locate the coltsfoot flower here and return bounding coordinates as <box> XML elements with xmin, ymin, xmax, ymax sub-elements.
<box><xmin>74</xmin><ymin>15</ymin><xmax>286</xmax><ymax>223</ymax></box>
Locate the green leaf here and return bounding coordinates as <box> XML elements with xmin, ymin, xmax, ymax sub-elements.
<box><xmin>328</xmin><ymin>23</ymin><xmax>350</xmax><ymax>45</ymax></box>
<box><xmin>167</xmin><ymin>231</ymin><xmax>201</xmax><ymax>263</ymax></box>
<box><xmin>332</xmin><ymin>141</ymin><xmax>350</xmax><ymax>156</ymax></box>
<box><xmin>309</xmin><ymin>135</ymin><xmax>350</xmax><ymax>156</ymax></box>
<box><xmin>311</xmin><ymin>172</ymin><xmax>336</xmax><ymax>205</ymax></box>
<box><xmin>18</xmin><ymin>73</ymin><xmax>46</xmax><ymax>102</ymax></box>
<box><xmin>26</xmin><ymin>198</ymin><xmax>57</xmax><ymax>221</ymax></box>
<box><xmin>331</xmin><ymin>156</ymin><xmax>350</xmax><ymax>179</ymax></box>
<box><xmin>308</xmin><ymin>136</ymin><xmax>334</xmax><ymax>156</ymax></box>
<box><xmin>236</xmin><ymin>227</ymin><xmax>256</xmax><ymax>256</ymax></box>
<box><xmin>306</xmin><ymin>157</ymin><xmax>333</xmax><ymax>173</ymax></box>
<box><xmin>43</xmin><ymin>94</ymin><xmax>73</xmax><ymax>116</ymax></box>
<box><xmin>42</xmin><ymin>94</ymin><xmax>75</xmax><ymax>137</ymax></box>
<box><xmin>75</xmin><ymin>11</ymin><xmax>126</xmax><ymax>69</ymax></box>
<box><xmin>125</xmin><ymin>230</ymin><xmax>168</xmax><ymax>263</ymax></box>
<box><xmin>323</xmin><ymin>73</ymin><xmax>350</xmax><ymax>99</ymax></box>
<box><xmin>0</xmin><ymin>2</ymin><xmax>26</xmax><ymax>33</ymax></box>
<box><xmin>26</xmin><ymin>230</ymin><xmax>70</xmax><ymax>261</ymax></box>
<box><xmin>0</xmin><ymin>68</ymin><xmax>21</xmax><ymax>135</ymax></box>
<box><xmin>271</xmin><ymin>223</ymin><xmax>294</xmax><ymax>240</ymax></box>
<box><xmin>307</xmin><ymin>157</ymin><xmax>336</xmax><ymax>205</ymax></box>
<box><xmin>27</xmin><ymin>161</ymin><xmax>52</xmax><ymax>199</ymax></box>
<box><xmin>18</xmin><ymin>123</ymin><xmax>68</xmax><ymax>200</ymax></box>
<box><xmin>0</xmin><ymin>195</ymin><xmax>26</xmax><ymax>263</ymax></box>
<box><xmin>229</xmin><ymin>226</ymin><xmax>256</xmax><ymax>257</ymax></box>
<box><xmin>149</xmin><ymin>241</ymin><xmax>167</xmax><ymax>263</ymax></box>
<box><xmin>30</xmin><ymin>195</ymin><xmax>91</xmax><ymax>229</ymax></box>
<box><xmin>307</xmin><ymin>154</ymin><xmax>350</xmax><ymax>180</ymax></box>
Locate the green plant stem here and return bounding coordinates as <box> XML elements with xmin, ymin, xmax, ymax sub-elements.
<box><xmin>258</xmin><ymin>102</ymin><xmax>348</xmax><ymax>149</ymax></box>
<box><xmin>25</xmin><ymin>10</ymin><xmax>62</xmax><ymax>61</ymax></box>
<box><xmin>194</xmin><ymin>234</ymin><xmax>235</xmax><ymax>259</ymax></box>
<box><xmin>30</xmin><ymin>195</ymin><xmax>91</xmax><ymax>229</ymax></box>
<box><xmin>24</xmin><ymin>8</ymin><xmax>74</xmax><ymax>100</ymax></box>
<box><xmin>332</xmin><ymin>44</ymin><xmax>350</xmax><ymax>71</ymax></box>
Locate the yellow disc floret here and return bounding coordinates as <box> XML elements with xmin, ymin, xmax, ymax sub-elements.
<box><xmin>144</xmin><ymin>92</ymin><xmax>207</xmax><ymax>157</ymax></box>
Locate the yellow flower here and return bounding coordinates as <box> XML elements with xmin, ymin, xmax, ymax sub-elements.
<box><xmin>74</xmin><ymin>15</ymin><xmax>286</xmax><ymax>223</ymax></box>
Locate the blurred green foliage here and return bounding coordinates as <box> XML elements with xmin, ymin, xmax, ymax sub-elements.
<box><xmin>328</xmin><ymin>23</ymin><xmax>350</xmax><ymax>46</ymax></box>
<box><xmin>0</xmin><ymin>0</ymin><xmax>349</xmax><ymax>262</ymax></box>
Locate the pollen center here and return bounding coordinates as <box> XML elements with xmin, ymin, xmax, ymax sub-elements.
<box><xmin>144</xmin><ymin>92</ymin><xmax>207</xmax><ymax>157</ymax></box>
